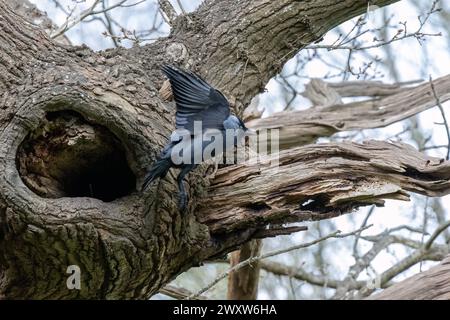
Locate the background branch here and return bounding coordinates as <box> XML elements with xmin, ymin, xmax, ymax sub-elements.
<box><xmin>247</xmin><ymin>75</ymin><xmax>450</xmax><ymax>150</ymax></box>
<box><xmin>368</xmin><ymin>255</ymin><xmax>450</xmax><ymax>299</ymax></box>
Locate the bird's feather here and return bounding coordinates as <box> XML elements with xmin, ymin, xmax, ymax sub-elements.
<box><xmin>162</xmin><ymin>65</ymin><xmax>230</xmax><ymax>134</ymax></box>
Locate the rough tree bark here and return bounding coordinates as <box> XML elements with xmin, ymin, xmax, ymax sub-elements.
<box><xmin>3</xmin><ymin>0</ymin><xmax>450</xmax><ymax>300</ymax></box>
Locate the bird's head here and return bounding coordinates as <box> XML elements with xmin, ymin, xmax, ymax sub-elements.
<box><xmin>224</xmin><ymin>115</ymin><xmax>256</xmax><ymax>135</ymax></box>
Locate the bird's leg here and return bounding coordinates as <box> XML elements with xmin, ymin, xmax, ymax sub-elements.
<box><xmin>177</xmin><ymin>177</ymin><xmax>187</xmax><ymax>212</ymax></box>
<box><xmin>176</xmin><ymin>165</ymin><xmax>195</xmax><ymax>212</ymax></box>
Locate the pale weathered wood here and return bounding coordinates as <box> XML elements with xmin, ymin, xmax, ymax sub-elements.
<box><xmin>302</xmin><ymin>78</ymin><xmax>343</xmax><ymax>107</ymax></box>
<box><xmin>199</xmin><ymin>140</ymin><xmax>450</xmax><ymax>236</ymax></box>
<box><xmin>301</xmin><ymin>79</ymin><xmax>422</xmax><ymax>107</ymax></box>
<box><xmin>368</xmin><ymin>255</ymin><xmax>450</xmax><ymax>300</ymax></box>
<box><xmin>247</xmin><ymin>75</ymin><xmax>450</xmax><ymax>149</ymax></box>
<box><xmin>327</xmin><ymin>80</ymin><xmax>422</xmax><ymax>97</ymax></box>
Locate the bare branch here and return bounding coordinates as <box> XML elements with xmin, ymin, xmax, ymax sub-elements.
<box><xmin>253</xmin><ymin>226</ymin><xmax>308</xmax><ymax>239</ymax></box>
<box><xmin>247</xmin><ymin>75</ymin><xmax>450</xmax><ymax>150</ymax></box>
<box><xmin>189</xmin><ymin>226</ymin><xmax>371</xmax><ymax>299</ymax></box>
<box><xmin>307</xmin><ymin>30</ymin><xmax>441</xmax><ymax>51</ymax></box>
<box><xmin>425</xmin><ymin>221</ymin><xmax>450</xmax><ymax>250</ymax></box>
<box><xmin>352</xmin><ymin>205</ymin><xmax>376</xmax><ymax>259</ymax></box>
<box><xmin>158</xmin><ymin>0</ymin><xmax>178</xmax><ymax>25</ymax></box>
<box><xmin>50</xmin><ymin>0</ymin><xmax>136</xmax><ymax>39</ymax></box>
<box><xmin>352</xmin><ymin>221</ymin><xmax>450</xmax><ymax>298</ymax></box>
<box><xmin>429</xmin><ymin>76</ymin><xmax>450</xmax><ymax>160</ymax></box>
<box><xmin>334</xmin><ymin>231</ymin><xmax>398</xmax><ymax>299</ymax></box>
<box><xmin>307</xmin><ymin>0</ymin><xmax>442</xmax><ymax>52</ymax></box>
<box><xmin>50</xmin><ymin>0</ymin><xmax>102</xmax><ymax>39</ymax></box>
<box><xmin>159</xmin><ymin>285</ymin><xmax>208</xmax><ymax>300</ymax></box>
<box><xmin>368</xmin><ymin>255</ymin><xmax>450</xmax><ymax>300</ymax></box>
<box><xmin>9</xmin><ymin>0</ymin><xmax>72</xmax><ymax>44</ymax></box>
<box><xmin>259</xmin><ymin>260</ymin><xmax>365</xmax><ymax>290</ymax></box>
<box><xmin>199</xmin><ymin>140</ymin><xmax>450</xmax><ymax>237</ymax></box>
<box><xmin>327</xmin><ymin>80</ymin><xmax>422</xmax><ymax>97</ymax></box>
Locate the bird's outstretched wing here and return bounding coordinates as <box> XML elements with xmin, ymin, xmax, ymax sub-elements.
<box><xmin>162</xmin><ymin>65</ymin><xmax>230</xmax><ymax>134</ymax></box>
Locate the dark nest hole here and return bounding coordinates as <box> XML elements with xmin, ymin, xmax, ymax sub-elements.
<box><xmin>16</xmin><ymin>110</ymin><xmax>136</xmax><ymax>202</ymax></box>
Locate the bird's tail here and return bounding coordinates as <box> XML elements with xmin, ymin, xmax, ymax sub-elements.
<box><xmin>142</xmin><ymin>158</ymin><xmax>171</xmax><ymax>191</ymax></box>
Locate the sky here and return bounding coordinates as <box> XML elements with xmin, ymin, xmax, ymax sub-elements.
<box><xmin>28</xmin><ymin>0</ymin><xmax>450</xmax><ymax>299</ymax></box>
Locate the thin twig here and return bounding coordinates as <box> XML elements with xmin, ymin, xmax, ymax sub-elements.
<box><xmin>188</xmin><ymin>225</ymin><xmax>372</xmax><ymax>299</ymax></box>
<box><xmin>353</xmin><ymin>205</ymin><xmax>375</xmax><ymax>258</ymax></box>
<box><xmin>429</xmin><ymin>76</ymin><xmax>450</xmax><ymax>160</ymax></box>
<box><xmin>424</xmin><ymin>220</ymin><xmax>450</xmax><ymax>250</ymax></box>
<box><xmin>420</xmin><ymin>197</ymin><xmax>429</xmax><ymax>271</ymax></box>
<box><xmin>353</xmin><ymin>220</ymin><xmax>450</xmax><ymax>298</ymax></box>
<box><xmin>307</xmin><ymin>31</ymin><xmax>441</xmax><ymax>51</ymax></box>
<box><xmin>50</xmin><ymin>0</ymin><xmax>134</xmax><ymax>39</ymax></box>
<box><xmin>159</xmin><ymin>285</ymin><xmax>208</xmax><ymax>300</ymax></box>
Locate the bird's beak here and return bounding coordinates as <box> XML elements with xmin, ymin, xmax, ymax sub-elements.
<box><xmin>245</xmin><ymin>128</ymin><xmax>257</xmax><ymax>136</ymax></box>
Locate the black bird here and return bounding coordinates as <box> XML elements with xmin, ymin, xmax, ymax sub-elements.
<box><xmin>142</xmin><ymin>65</ymin><xmax>252</xmax><ymax>210</ymax></box>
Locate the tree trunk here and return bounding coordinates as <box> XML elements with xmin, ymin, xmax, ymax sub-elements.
<box><xmin>4</xmin><ymin>0</ymin><xmax>450</xmax><ymax>300</ymax></box>
<box><xmin>227</xmin><ymin>240</ymin><xmax>262</xmax><ymax>300</ymax></box>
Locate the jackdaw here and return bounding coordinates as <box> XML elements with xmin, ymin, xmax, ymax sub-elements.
<box><xmin>142</xmin><ymin>65</ymin><xmax>252</xmax><ymax>211</ymax></box>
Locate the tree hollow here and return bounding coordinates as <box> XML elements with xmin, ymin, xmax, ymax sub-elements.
<box><xmin>16</xmin><ymin>110</ymin><xmax>136</xmax><ymax>202</ymax></box>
